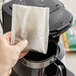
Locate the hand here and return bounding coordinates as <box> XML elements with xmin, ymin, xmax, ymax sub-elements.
<box><xmin>0</xmin><ymin>32</ymin><xmax>28</xmax><ymax>76</ymax></box>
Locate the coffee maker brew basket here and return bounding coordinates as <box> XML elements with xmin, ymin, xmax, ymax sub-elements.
<box><xmin>13</xmin><ymin>40</ymin><xmax>66</xmax><ymax>76</ymax></box>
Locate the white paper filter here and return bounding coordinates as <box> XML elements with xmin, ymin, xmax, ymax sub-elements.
<box><xmin>11</xmin><ymin>4</ymin><xmax>49</xmax><ymax>54</ymax></box>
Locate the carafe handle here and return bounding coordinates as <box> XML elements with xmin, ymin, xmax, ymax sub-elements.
<box><xmin>54</xmin><ymin>59</ymin><xmax>66</xmax><ymax>76</ymax></box>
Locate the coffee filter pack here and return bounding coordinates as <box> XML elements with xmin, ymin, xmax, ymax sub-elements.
<box><xmin>11</xmin><ymin>4</ymin><xmax>49</xmax><ymax>54</ymax></box>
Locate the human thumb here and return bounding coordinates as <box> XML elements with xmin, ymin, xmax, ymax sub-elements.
<box><xmin>14</xmin><ymin>40</ymin><xmax>28</xmax><ymax>53</ymax></box>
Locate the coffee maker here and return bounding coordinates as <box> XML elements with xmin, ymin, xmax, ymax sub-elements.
<box><xmin>2</xmin><ymin>0</ymin><xmax>75</xmax><ymax>76</ymax></box>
